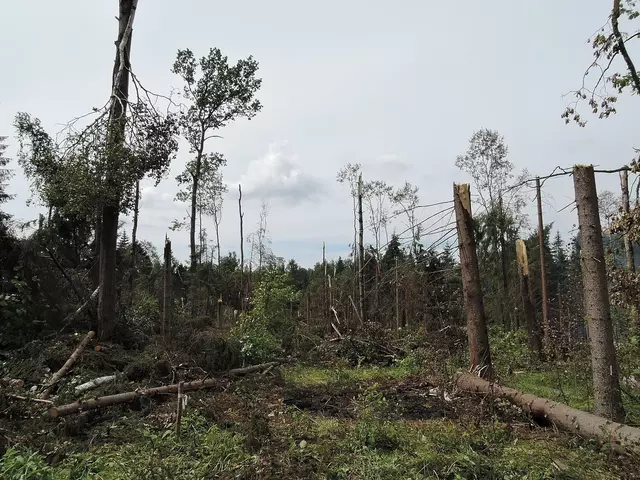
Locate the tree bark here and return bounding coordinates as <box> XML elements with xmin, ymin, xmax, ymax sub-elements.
<box><xmin>456</xmin><ymin>372</ymin><xmax>640</xmax><ymax>453</ymax></box>
<box><xmin>49</xmin><ymin>361</ymin><xmax>279</xmax><ymax>418</ymax></box>
<box><xmin>536</xmin><ymin>177</ymin><xmax>553</xmax><ymax>357</ymax></box>
<box><xmin>573</xmin><ymin>165</ymin><xmax>625</xmax><ymax>422</ymax></box>
<box><xmin>454</xmin><ymin>184</ymin><xmax>493</xmax><ymax>379</ymax></box>
<box><xmin>358</xmin><ymin>174</ymin><xmax>366</xmax><ymax>323</ymax></box>
<box><xmin>98</xmin><ymin>0</ymin><xmax>137</xmax><ymax>341</ymax></box>
<box><xmin>41</xmin><ymin>331</ymin><xmax>95</xmax><ymax>399</ymax></box>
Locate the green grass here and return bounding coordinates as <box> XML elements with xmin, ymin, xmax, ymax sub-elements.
<box><xmin>281</xmin><ymin>361</ymin><xmax>419</xmax><ymax>388</ymax></box>
<box><xmin>281</xmin><ymin>412</ymin><xmax>625</xmax><ymax>479</ymax></box>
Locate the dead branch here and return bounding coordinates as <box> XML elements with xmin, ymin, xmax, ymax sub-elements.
<box><xmin>5</xmin><ymin>394</ymin><xmax>54</xmax><ymax>405</ymax></box>
<box><xmin>49</xmin><ymin>361</ymin><xmax>279</xmax><ymax>418</ymax></box>
<box><xmin>40</xmin><ymin>331</ymin><xmax>95</xmax><ymax>399</ymax></box>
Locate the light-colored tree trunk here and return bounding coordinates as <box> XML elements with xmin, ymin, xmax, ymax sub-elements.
<box><xmin>457</xmin><ymin>372</ymin><xmax>640</xmax><ymax>453</ymax></box>
<box><xmin>573</xmin><ymin>165</ymin><xmax>625</xmax><ymax>422</ymax></box>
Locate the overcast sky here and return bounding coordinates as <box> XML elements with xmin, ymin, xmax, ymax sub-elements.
<box><xmin>1</xmin><ymin>0</ymin><xmax>639</xmax><ymax>267</ymax></box>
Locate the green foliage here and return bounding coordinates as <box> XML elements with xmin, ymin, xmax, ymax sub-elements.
<box><xmin>233</xmin><ymin>267</ymin><xmax>299</xmax><ymax>363</ymax></box>
<box><xmin>489</xmin><ymin>328</ymin><xmax>532</xmax><ymax>376</ymax></box>
<box><xmin>0</xmin><ymin>447</ymin><xmax>55</xmax><ymax>480</ymax></box>
<box><xmin>0</xmin><ymin>270</ymin><xmax>35</xmax><ymax>347</ymax></box>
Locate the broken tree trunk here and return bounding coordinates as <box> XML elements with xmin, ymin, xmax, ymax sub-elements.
<box><xmin>41</xmin><ymin>331</ymin><xmax>95</xmax><ymax>399</ymax></box>
<box><xmin>75</xmin><ymin>375</ymin><xmax>117</xmax><ymax>394</ymax></box>
<box><xmin>516</xmin><ymin>239</ymin><xmax>543</xmax><ymax>359</ymax></box>
<box><xmin>453</xmin><ymin>183</ymin><xmax>493</xmax><ymax>379</ymax></box>
<box><xmin>49</xmin><ymin>361</ymin><xmax>279</xmax><ymax>418</ymax></box>
<box><xmin>456</xmin><ymin>372</ymin><xmax>640</xmax><ymax>453</ymax></box>
<box><xmin>574</xmin><ymin>165</ymin><xmax>625</xmax><ymax>422</ymax></box>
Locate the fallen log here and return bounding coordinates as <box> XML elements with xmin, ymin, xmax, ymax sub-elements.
<box><xmin>75</xmin><ymin>375</ymin><xmax>117</xmax><ymax>394</ymax></box>
<box><xmin>40</xmin><ymin>331</ymin><xmax>95</xmax><ymax>399</ymax></box>
<box><xmin>456</xmin><ymin>372</ymin><xmax>640</xmax><ymax>453</ymax></box>
<box><xmin>49</xmin><ymin>361</ymin><xmax>279</xmax><ymax>418</ymax></box>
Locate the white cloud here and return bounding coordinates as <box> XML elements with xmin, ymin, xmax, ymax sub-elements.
<box><xmin>233</xmin><ymin>142</ymin><xmax>326</xmax><ymax>203</ymax></box>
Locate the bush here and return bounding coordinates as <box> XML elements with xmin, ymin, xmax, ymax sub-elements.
<box><xmin>232</xmin><ymin>267</ymin><xmax>299</xmax><ymax>363</ymax></box>
<box><xmin>187</xmin><ymin>329</ymin><xmax>242</xmax><ymax>372</ymax></box>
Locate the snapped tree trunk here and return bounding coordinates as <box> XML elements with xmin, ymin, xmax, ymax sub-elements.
<box><xmin>516</xmin><ymin>239</ymin><xmax>543</xmax><ymax>359</ymax></box>
<box><xmin>456</xmin><ymin>372</ymin><xmax>640</xmax><ymax>453</ymax></box>
<box><xmin>98</xmin><ymin>0</ymin><xmax>137</xmax><ymax>341</ymax></box>
<box><xmin>573</xmin><ymin>165</ymin><xmax>625</xmax><ymax>422</ymax></box>
<box><xmin>454</xmin><ymin>184</ymin><xmax>493</xmax><ymax>379</ymax></box>
<box><xmin>238</xmin><ymin>184</ymin><xmax>244</xmax><ymax>311</ymax></box>
<box><xmin>358</xmin><ymin>174</ymin><xmax>366</xmax><ymax>323</ymax></box>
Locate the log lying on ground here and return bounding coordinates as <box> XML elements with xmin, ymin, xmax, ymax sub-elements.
<box><xmin>40</xmin><ymin>331</ymin><xmax>95</xmax><ymax>399</ymax></box>
<box><xmin>456</xmin><ymin>372</ymin><xmax>640</xmax><ymax>453</ymax></box>
<box><xmin>49</xmin><ymin>361</ymin><xmax>279</xmax><ymax>418</ymax></box>
<box><xmin>75</xmin><ymin>375</ymin><xmax>117</xmax><ymax>394</ymax></box>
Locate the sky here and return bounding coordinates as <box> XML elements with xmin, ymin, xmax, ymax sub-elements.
<box><xmin>1</xmin><ymin>0</ymin><xmax>639</xmax><ymax>267</ymax></box>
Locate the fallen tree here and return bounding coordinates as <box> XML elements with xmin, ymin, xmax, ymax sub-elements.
<box><xmin>456</xmin><ymin>372</ymin><xmax>640</xmax><ymax>453</ymax></box>
<box><xmin>49</xmin><ymin>361</ymin><xmax>279</xmax><ymax>418</ymax></box>
<box><xmin>40</xmin><ymin>331</ymin><xmax>96</xmax><ymax>399</ymax></box>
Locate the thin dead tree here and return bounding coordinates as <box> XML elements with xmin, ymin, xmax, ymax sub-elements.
<box><xmin>162</xmin><ymin>237</ymin><xmax>172</xmax><ymax>341</ymax></box>
<box><xmin>238</xmin><ymin>184</ymin><xmax>245</xmax><ymax>311</ymax></box>
<box><xmin>536</xmin><ymin>177</ymin><xmax>553</xmax><ymax>356</ymax></box>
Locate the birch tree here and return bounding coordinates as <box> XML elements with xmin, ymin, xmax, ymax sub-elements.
<box><xmin>171</xmin><ymin>48</ymin><xmax>262</xmax><ymax>272</ymax></box>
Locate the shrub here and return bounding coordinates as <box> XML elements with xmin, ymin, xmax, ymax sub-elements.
<box><xmin>232</xmin><ymin>267</ymin><xmax>299</xmax><ymax>363</ymax></box>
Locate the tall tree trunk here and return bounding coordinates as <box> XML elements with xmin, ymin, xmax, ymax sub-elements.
<box><xmin>358</xmin><ymin>174</ymin><xmax>367</xmax><ymax>323</ymax></box>
<box><xmin>190</xmin><ymin>150</ymin><xmax>204</xmax><ymax>273</ymax></box>
<box><xmin>238</xmin><ymin>184</ymin><xmax>244</xmax><ymax>311</ymax></box>
<box><xmin>454</xmin><ymin>183</ymin><xmax>493</xmax><ymax>379</ymax></box>
<box><xmin>129</xmin><ymin>179</ymin><xmax>139</xmax><ymax>301</ymax></box>
<box><xmin>536</xmin><ymin>177</ymin><xmax>553</xmax><ymax>357</ymax></box>
<box><xmin>620</xmin><ymin>170</ymin><xmax>635</xmax><ymax>272</ymax></box>
<box><xmin>92</xmin><ymin>209</ymin><xmax>102</xmax><ymax>290</ymax></box>
<box><xmin>98</xmin><ymin>0</ymin><xmax>137</xmax><ymax>340</ymax></box>
<box><xmin>573</xmin><ymin>165</ymin><xmax>625</xmax><ymax>422</ymax></box>
<box><xmin>214</xmin><ymin>215</ymin><xmax>221</xmax><ymax>265</ymax></box>
<box><xmin>498</xmin><ymin>195</ymin><xmax>509</xmax><ymax>329</ymax></box>
<box><xmin>162</xmin><ymin>237</ymin><xmax>172</xmax><ymax>341</ymax></box>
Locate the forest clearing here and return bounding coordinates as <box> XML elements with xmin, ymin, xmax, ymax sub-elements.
<box><xmin>2</xmin><ymin>0</ymin><xmax>640</xmax><ymax>479</ymax></box>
